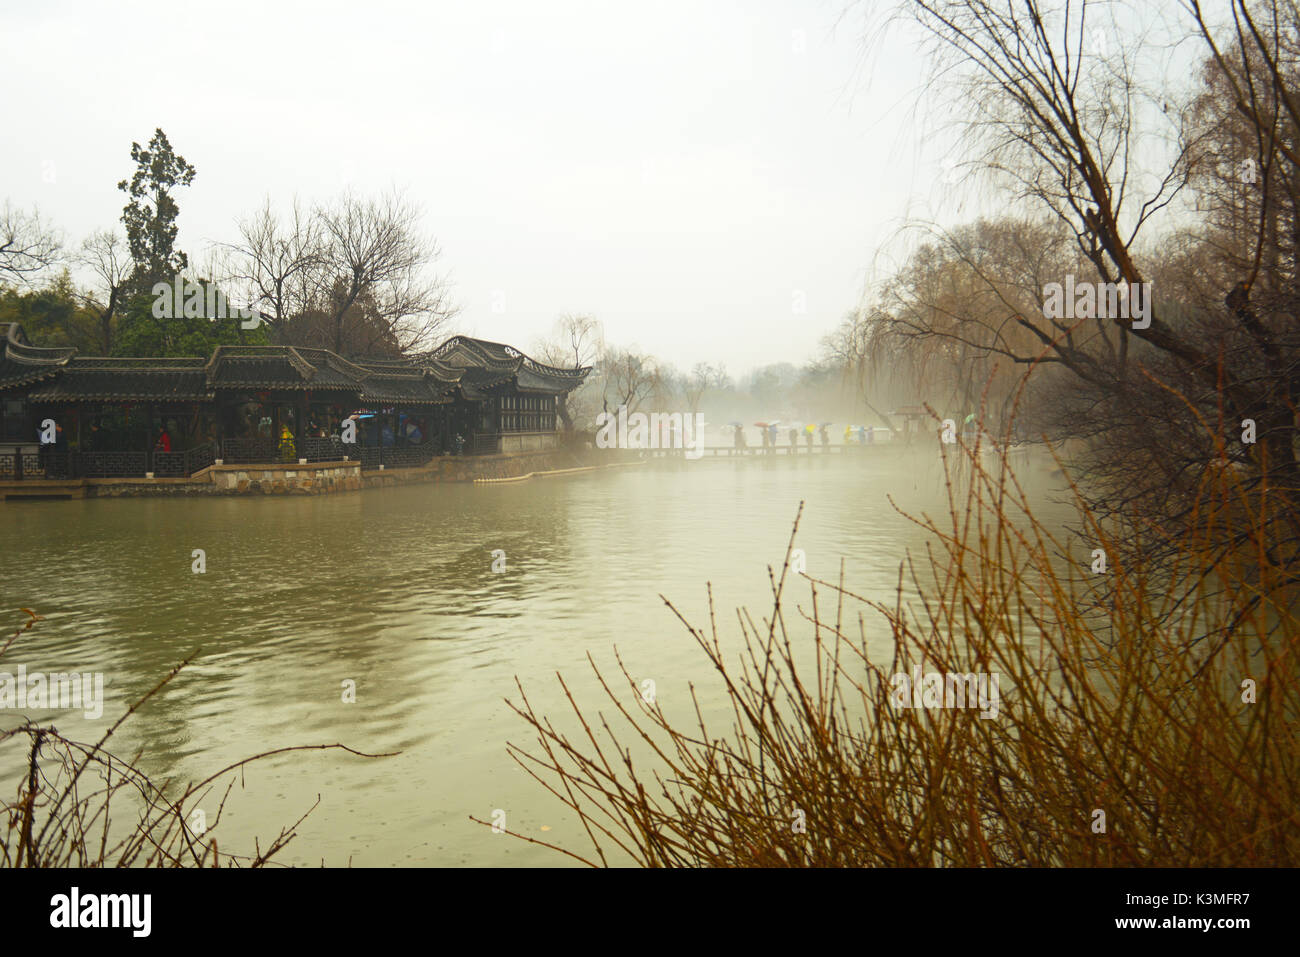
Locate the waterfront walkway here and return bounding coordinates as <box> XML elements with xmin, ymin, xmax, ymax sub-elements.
<box><xmin>643</xmin><ymin>443</ymin><xmax>887</xmax><ymax>457</ymax></box>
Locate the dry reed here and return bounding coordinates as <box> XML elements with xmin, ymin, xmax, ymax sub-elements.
<box><xmin>497</xmin><ymin>417</ymin><xmax>1299</xmax><ymax>867</ymax></box>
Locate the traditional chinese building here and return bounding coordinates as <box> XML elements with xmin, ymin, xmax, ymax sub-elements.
<box><xmin>0</xmin><ymin>324</ymin><xmax>589</xmax><ymax>479</ymax></box>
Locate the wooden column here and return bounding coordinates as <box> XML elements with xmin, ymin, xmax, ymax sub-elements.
<box><xmin>75</xmin><ymin>405</ymin><xmax>84</xmax><ymax>478</ymax></box>
<box><xmin>215</xmin><ymin>395</ymin><xmax>225</xmax><ymax>458</ymax></box>
<box><xmin>297</xmin><ymin>392</ymin><xmax>309</xmax><ymax>454</ymax></box>
<box><xmin>146</xmin><ymin>402</ymin><xmax>155</xmax><ymax>461</ymax></box>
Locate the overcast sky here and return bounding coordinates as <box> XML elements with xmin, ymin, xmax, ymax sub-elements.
<box><xmin>1</xmin><ymin>0</ymin><xmax>973</xmax><ymax>376</ymax></box>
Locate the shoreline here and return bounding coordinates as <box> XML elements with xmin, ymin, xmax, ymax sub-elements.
<box><xmin>0</xmin><ymin>442</ymin><xmax>910</xmax><ymax>501</ymax></box>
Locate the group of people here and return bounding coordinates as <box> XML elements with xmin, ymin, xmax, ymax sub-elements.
<box><xmin>732</xmin><ymin>423</ymin><xmax>874</xmax><ymax>451</ymax></box>
<box><xmin>225</xmin><ymin>407</ymin><xmax>453</xmax><ymax>457</ymax></box>
<box><xmin>733</xmin><ymin>423</ymin><xmax>826</xmax><ymax>451</ymax></box>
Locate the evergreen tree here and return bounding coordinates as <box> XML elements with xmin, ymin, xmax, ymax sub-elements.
<box><xmin>118</xmin><ymin>128</ymin><xmax>195</xmax><ymax>294</ymax></box>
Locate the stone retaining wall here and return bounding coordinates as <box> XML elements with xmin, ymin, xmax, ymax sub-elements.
<box><xmin>209</xmin><ymin>462</ymin><xmax>361</xmax><ymax>495</ymax></box>
<box><xmin>3</xmin><ymin>449</ymin><xmax>586</xmax><ymax>499</ymax></box>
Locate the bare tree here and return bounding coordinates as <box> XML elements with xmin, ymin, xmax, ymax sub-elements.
<box><xmin>895</xmin><ymin>0</ymin><xmax>1300</xmax><ymax>536</ymax></box>
<box><xmin>0</xmin><ymin>201</ymin><xmax>61</xmax><ymax>285</ymax></box>
<box><xmin>218</xmin><ymin>197</ymin><xmax>324</xmax><ymax>332</ymax></box>
<box><xmin>905</xmin><ymin>0</ymin><xmax>1200</xmax><ymax>371</ymax></box>
<box><xmin>846</xmin><ymin>217</ymin><xmax>1092</xmax><ymax>432</ymax></box>
<box><xmin>684</xmin><ymin>361</ymin><xmax>728</xmax><ymax>416</ymax></box>
<box><xmin>823</xmin><ymin>308</ymin><xmax>910</xmax><ymax>435</ymax></box>
<box><xmin>544</xmin><ymin>314</ymin><xmax>603</xmax><ymax>369</ymax></box>
<box><xmin>76</xmin><ymin>229</ymin><xmax>131</xmax><ymax>353</ymax></box>
<box><xmin>600</xmin><ymin>346</ymin><xmax>661</xmax><ymax>416</ymax></box>
<box><xmin>534</xmin><ymin>314</ymin><xmax>604</xmax><ymax>430</ymax></box>
<box><xmin>314</xmin><ymin>189</ymin><xmax>457</xmax><ymax>354</ymax></box>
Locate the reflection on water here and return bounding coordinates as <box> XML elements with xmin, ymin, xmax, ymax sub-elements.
<box><xmin>0</xmin><ymin>447</ymin><xmax>1069</xmax><ymax>865</ymax></box>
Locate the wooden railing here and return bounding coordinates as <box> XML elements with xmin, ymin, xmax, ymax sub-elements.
<box><xmin>382</xmin><ymin>446</ymin><xmax>436</xmax><ymax>469</ymax></box>
<box><xmin>153</xmin><ymin>442</ymin><xmax>216</xmax><ymax>477</ymax></box>
<box><xmin>221</xmin><ymin>437</ymin><xmax>278</xmax><ymax>464</ymax></box>
<box><xmin>299</xmin><ymin>436</ymin><xmax>350</xmax><ymax>462</ymax></box>
<box><xmin>76</xmin><ymin>451</ymin><xmax>149</xmax><ymax>478</ymax></box>
<box><xmin>357</xmin><ymin>445</ymin><xmax>437</xmax><ymax>470</ymax></box>
<box><xmin>223</xmin><ymin>436</ymin><xmax>366</xmax><ymax>465</ymax></box>
<box><xmin>0</xmin><ymin>449</ymin><xmax>41</xmax><ymax>480</ymax></box>
<box><xmin>1</xmin><ymin>444</ymin><xmax>218</xmax><ymax>480</ymax></box>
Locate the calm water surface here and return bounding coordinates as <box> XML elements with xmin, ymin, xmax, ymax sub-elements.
<box><xmin>0</xmin><ymin>447</ymin><xmax>1068</xmax><ymax>865</ymax></box>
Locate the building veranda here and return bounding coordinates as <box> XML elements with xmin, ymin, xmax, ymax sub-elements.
<box><xmin>0</xmin><ymin>324</ymin><xmax>590</xmax><ymax>480</ymax></box>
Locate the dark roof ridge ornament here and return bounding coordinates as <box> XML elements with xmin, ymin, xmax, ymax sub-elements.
<box><xmin>284</xmin><ymin>345</ymin><xmax>317</xmax><ymax>380</ymax></box>
<box><xmin>2</xmin><ymin>322</ymin><xmax>76</xmax><ymax>366</ymax></box>
<box><xmin>4</xmin><ymin>322</ymin><xmax>30</xmax><ymax>347</ymax></box>
<box><xmin>428</xmin><ymin>334</ymin><xmax>589</xmax><ymax>378</ymax></box>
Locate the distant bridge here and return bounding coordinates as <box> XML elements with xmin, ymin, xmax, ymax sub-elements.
<box><xmin>640</xmin><ymin>443</ymin><xmax>890</xmax><ymax>458</ymax></box>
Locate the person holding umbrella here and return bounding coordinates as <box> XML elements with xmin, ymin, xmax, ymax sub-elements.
<box><xmin>277</xmin><ymin>423</ymin><xmax>295</xmax><ymax>462</ymax></box>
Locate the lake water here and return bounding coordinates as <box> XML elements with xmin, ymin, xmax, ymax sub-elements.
<box><xmin>0</xmin><ymin>445</ymin><xmax>1069</xmax><ymax>866</ymax></box>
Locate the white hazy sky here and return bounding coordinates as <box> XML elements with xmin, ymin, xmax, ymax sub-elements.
<box><xmin>1</xmin><ymin>0</ymin><xmax>973</xmax><ymax>376</ymax></box>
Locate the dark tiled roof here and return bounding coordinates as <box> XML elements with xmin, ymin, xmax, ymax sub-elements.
<box><xmin>28</xmin><ymin>357</ymin><xmax>212</xmax><ymax>402</ymax></box>
<box><xmin>0</xmin><ymin>330</ymin><xmax>591</xmax><ymax>403</ymax></box>
<box><xmin>428</xmin><ymin>335</ymin><xmax>522</xmax><ymax>370</ymax></box>
<box><xmin>0</xmin><ymin>323</ymin><xmax>75</xmax><ymax>388</ymax></box>
<box><xmin>424</xmin><ymin>335</ymin><xmax>591</xmax><ymax>394</ymax></box>
<box><xmin>516</xmin><ymin>364</ymin><xmax>588</xmax><ymax>393</ymax></box>
<box><xmin>288</xmin><ymin>348</ymin><xmax>376</xmax><ymax>389</ymax></box>
<box><xmin>204</xmin><ymin>346</ymin><xmax>322</xmax><ymax>390</ymax></box>
<box><xmin>350</xmin><ymin>354</ymin><xmax>461</xmax><ymax>405</ymax></box>
<box><xmin>359</xmin><ymin>374</ymin><xmax>453</xmax><ymax>405</ymax></box>
<box><xmin>457</xmin><ymin>366</ymin><xmax>518</xmax><ymax>399</ymax></box>
<box><xmin>384</xmin><ymin>356</ymin><xmax>464</xmax><ymax>384</ymax></box>
<box><xmin>352</xmin><ymin>356</ymin><xmax>462</xmax><ymax>388</ymax></box>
